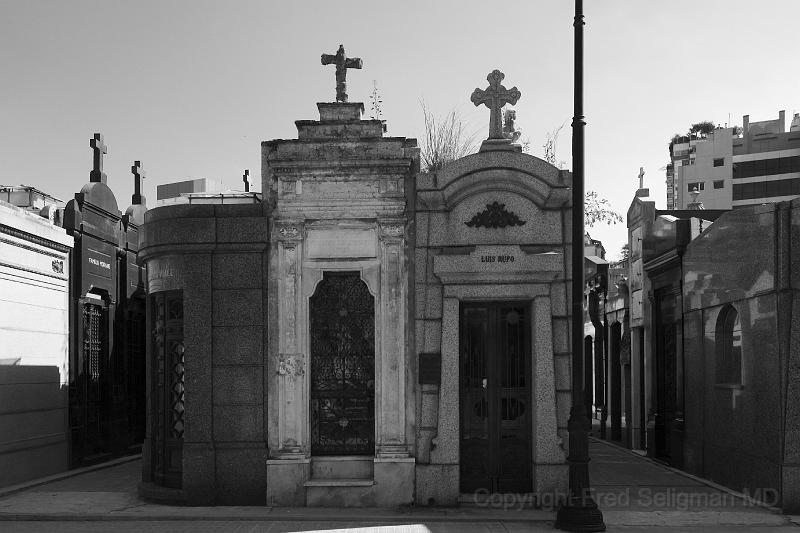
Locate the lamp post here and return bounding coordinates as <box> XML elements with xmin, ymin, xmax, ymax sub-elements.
<box><xmin>555</xmin><ymin>1</ymin><xmax>606</xmax><ymax>530</ymax></box>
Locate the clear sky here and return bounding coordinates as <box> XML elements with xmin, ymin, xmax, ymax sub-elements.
<box><xmin>2</xmin><ymin>1</ymin><xmax>798</xmax><ymax>258</ymax></box>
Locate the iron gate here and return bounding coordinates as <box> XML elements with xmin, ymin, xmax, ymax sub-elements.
<box><xmin>309</xmin><ymin>271</ymin><xmax>375</xmax><ymax>455</ymax></box>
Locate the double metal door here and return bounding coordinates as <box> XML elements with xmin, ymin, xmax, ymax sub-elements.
<box><xmin>460</xmin><ymin>302</ymin><xmax>532</xmax><ymax>493</ymax></box>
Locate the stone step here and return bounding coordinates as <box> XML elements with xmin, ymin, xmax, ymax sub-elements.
<box><xmin>305</xmin><ymin>479</ymin><xmax>377</xmax><ymax>507</ymax></box>
<box><xmin>310</xmin><ymin>456</ymin><xmax>374</xmax><ymax>480</ymax></box>
<box><xmin>304</xmin><ymin>478</ymin><xmax>375</xmax><ymax>487</ymax></box>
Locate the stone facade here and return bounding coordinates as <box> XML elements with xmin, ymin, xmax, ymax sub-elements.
<box><xmin>0</xmin><ymin>199</ymin><xmax>73</xmax><ymax>487</ymax></box>
<box><xmin>63</xmin><ymin>156</ymin><xmax>148</xmax><ymax>467</ymax></box>
<box><xmin>414</xmin><ymin>146</ymin><xmax>571</xmax><ymax>505</ymax></box>
<box><xmin>139</xmin><ymin>93</ymin><xmax>573</xmax><ymax>506</ymax></box>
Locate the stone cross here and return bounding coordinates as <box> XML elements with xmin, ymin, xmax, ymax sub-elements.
<box><xmin>243</xmin><ymin>169</ymin><xmax>250</xmax><ymax>192</ymax></box>
<box><xmin>638</xmin><ymin>167</ymin><xmax>645</xmax><ymax>189</ymax></box>
<box><xmin>471</xmin><ymin>70</ymin><xmax>521</xmax><ymax>140</ymax></box>
<box><xmin>89</xmin><ymin>133</ymin><xmax>107</xmax><ymax>183</ymax></box>
<box><xmin>321</xmin><ymin>45</ymin><xmax>363</xmax><ymax>103</ymax></box>
<box><xmin>131</xmin><ymin>161</ymin><xmax>145</xmax><ymax>205</ymax></box>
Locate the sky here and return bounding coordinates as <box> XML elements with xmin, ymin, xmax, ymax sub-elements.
<box><xmin>2</xmin><ymin>0</ymin><xmax>799</xmax><ymax>259</ymax></box>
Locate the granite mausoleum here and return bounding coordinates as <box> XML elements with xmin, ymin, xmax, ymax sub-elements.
<box><xmin>139</xmin><ymin>55</ymin><xmax>573</xmax><ymax>505</ymax></box>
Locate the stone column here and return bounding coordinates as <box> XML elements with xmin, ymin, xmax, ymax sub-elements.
<box><xmin>273</xmin><ymin>220</ymin><xmax>305</xmax><ymax>458</ymax></box>
<box><xmin>532</xmin><ymin>296</ymin><xmax>567</xmax><ymax>494</ymax></box>
<box><xmin>376</xmin><ymin>219</ymin><xmax>408</xmax><ymax>457</ymax></box>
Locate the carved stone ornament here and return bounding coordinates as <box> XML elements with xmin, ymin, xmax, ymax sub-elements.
<box><xmin>379</xmin><ymin>223</ymin><xmax>404</xmax><ymax>238</ymax></box>
<box><xmin>277</xmin><ymin>353</ymin><xmax>305</xmax><ymax>377</ymax></box>
<box><xmin>465</xmin><ymin>201</ymin><xmax>526</xmax><ymax>229</ymax></box>
<box><xmin>276</xmin><ymin>223</ymin><xmax>302</xmax><ymax>240</ymax></box>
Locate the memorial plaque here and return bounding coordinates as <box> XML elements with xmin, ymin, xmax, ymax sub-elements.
<box><xmin>419</xmin><ymin>352</ymin><xmax>441</xmax><ymax>385</ymax></box>
<box><xmin>86</xmin><ymin>247</ymin><xmax>113</xmax><ymax>279</ymax></box>
<box><xmin>306</xmin><ymin>228</ymin><xmax>376</xmax><ymax>259</ymax></box>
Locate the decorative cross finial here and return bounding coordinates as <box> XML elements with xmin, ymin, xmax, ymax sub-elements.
<box><xmin>243</xmin><ymin>169</ymin><xmax>250</xmax><ymax>192</ymax></box>
<box><xmin>471</xmin><ymin>70</ymin><xmax>521</xmax><ymax>140</ymax></box>
<box><xmin>321</xmin><ymin>44</ymin><xmax>363</xmax><ymax>103</ymax></box>
<box><xmin>90</xmin><ymin>133</ymin><xmax>107</xmax><ymax>183</ymax></box>
<box><xmin>638</xmin><ymin>167</ymin><xmax>645</xmax><ymax>189</ymax></box>
<box><xmin>131</xmin><ymin>161</ymin><xmax>146</xmax><ymax>205</ymax></box>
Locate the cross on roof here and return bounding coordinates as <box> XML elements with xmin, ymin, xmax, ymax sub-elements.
<box><xmin>471</xmin><ymin>70</ymin><xmax>521</xmax><ymax>140</ymax></box>
<box><xmin>131</xmin><ymin>161</ymin><xmax>145</xmax><ymax>205</ymax></box>
<box><xmin>243</xmin><ymin>169</ymin><xmax>250</xmax><ymax>192</ymax></box>
<box><xmin>638</xmin><ymin>167</ymin><xmax>645</xmax><ymax>189</ymax></box>
<box><xmin>321</xmin><ymin>44</ymin><xmax>363</xmax><ymax>103</ymax></box>
<box><xmin>90</xmin><ymin>133</ymin><xmax>107</xmax><ymax>183</ymax></box>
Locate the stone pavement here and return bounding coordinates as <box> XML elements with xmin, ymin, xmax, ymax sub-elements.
<box><xmin>0</xmin><ymin>438</ymin><xmax>795</xmax><ymax>532</ymax></box>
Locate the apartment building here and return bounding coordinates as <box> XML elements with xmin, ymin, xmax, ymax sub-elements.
<box><xmin>667</xmin><ymin>110</ymin><xmax>800</xmax><ymax>209</ymax></box>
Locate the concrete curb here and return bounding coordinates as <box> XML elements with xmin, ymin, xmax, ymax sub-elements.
<box><xmin>0</xmin><ymin>509</ymin><xmax>557</xmax><ymax>523</ymax></box>
<box><xmin>0</xmin><ymin>454</ymin><xmax>141</xmax><ymax>499</ymax></box>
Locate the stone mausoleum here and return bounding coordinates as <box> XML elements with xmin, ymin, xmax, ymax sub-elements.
<box><xmin>139</xmin><ymin>51</ymin><xmax>573</xmax><ymax>506</ymax></box>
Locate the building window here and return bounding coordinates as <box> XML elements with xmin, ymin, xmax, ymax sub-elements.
<box><xmin>713</xmin><ymin>180</ymin><xmax>724</xmax><ymax>189</ymax></box>
<box><xmin>688</xmin><ymin>182</ymin><xmax>705</xmax><ymax>192</ymax></box>
<box><xmin>733</xmin><ymin>155</ymin><xmax>800</xmax><ymax>179</ymax></box>
<box><xmin>715</xmin><ymin>304</ymin><xmax>742</xmax><ymax>386</ymax></box>
<box><xmin>732</xmin><ymin>177</ymin><xmax>800</xmax><ymax>200</ymax></box>
<box><xmin>714</xmin><ymin>158</ymin><xmax>724</xmax><ymax>167</ymax></box>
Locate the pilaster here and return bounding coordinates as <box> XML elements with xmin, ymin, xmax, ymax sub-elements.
<box><xmin>272</xmin><ymin>220</ymin><xmax>306</xmax><ymax>458</ymax></box>
<box><xmin>376</xmin><ymin>219</ymin><xmax>409</xmax><ymax>457</ymax></box>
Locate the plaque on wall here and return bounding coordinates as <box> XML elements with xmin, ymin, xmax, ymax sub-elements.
<box><xmin>306</xmin><ymin>228</ymin><xmax>377</xmax><ymax>259</ymax></box>
<box><xmin>419</xmin><ymin>352</ymin><xmax>442</xmax><ymax>385</ymax></box>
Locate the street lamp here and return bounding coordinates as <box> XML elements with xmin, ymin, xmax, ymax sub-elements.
<box><xmin>554</xmin><ymin>1</ymin><xmax>606</xmax><ymax>530</ymax></box>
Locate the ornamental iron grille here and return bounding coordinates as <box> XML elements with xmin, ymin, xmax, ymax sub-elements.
<box><xmin>459</xmin><ymin>302</ymin><xmax>531</xmax><ymax>493</ymax></box>
<box><xmin>310</xmin><ymin>271</ymin><xmax>375</xmax><ymax>455</ymax></box>
<box><xmin>126</xmin><ymin>301</ymin><xmax>147</xmax><ymax>442</ymax></box>
<box><xmin>150</xmin><ymin>290</ymin><xmax>184</xmax><ymax>488</ymax></box>
<box><xmin>71</xmin><ymin>301</ymin><xmax>107</xmax><ymax>462</ymax></box>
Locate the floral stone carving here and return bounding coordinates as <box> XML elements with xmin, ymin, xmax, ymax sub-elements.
<box><xmin>465</xmin><ymin>201</ymin><xmax>526</xmax><ymax>229</ymax></box>
<box><xmin>277</xmin><ymin>353</ymin><xmax>305</xmax><ymax>377</ymax></box>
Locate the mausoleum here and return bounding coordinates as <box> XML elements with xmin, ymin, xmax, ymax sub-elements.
<box><xmin>139</xmin><ymin>50</ymin><xmax>573</xmax><ymax>506</ymax></box>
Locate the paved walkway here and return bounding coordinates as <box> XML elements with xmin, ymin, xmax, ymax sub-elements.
<box><xmin>0</xmin><ymin>439</ymin><xmax>795</xmax><ymax>532</ymax></box>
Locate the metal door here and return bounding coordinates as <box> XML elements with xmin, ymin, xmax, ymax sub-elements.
<box><xmin>460</xmin><ymin>302</ymin><xmax>532</xmax><ymax>493</ymax></box>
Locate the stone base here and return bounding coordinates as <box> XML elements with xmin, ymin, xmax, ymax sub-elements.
<box><xmin>374</xmin><ymin>457</ymin><xmax>414</xmax><ymax>506</ymax></box>
<box><xmin>415</xmin><ymin>464</ymin><xmax>459</xmax><ymax>506</ymax></box>
<box><xmin>534</xmin><ymin>463</ymin><xmax>569</xmax><ymax>499</ymax></box>
<box><xmin>266</xmin><ymin>458</ymin><xmax>310</xmax><ymax>506</ymax></box>
<box><xmin>479</xmin><ymin>138</ymin><xmax>522</xmax><ymax>153</ymax></box>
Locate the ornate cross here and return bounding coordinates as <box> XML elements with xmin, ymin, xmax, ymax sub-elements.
<box><xmin>471</xmin><ymin>70</ymin><xmax>521</xmax><ymax>140</ymax></box>
<box><xmin>638</xmin><ymin>167</ymin><xmax>645</xmax><ymax>189</ymax></box>
<box><xmin>131</xmin><ymin>161</ymin><xmax>145</xmax><ymax>205</ymax></box>
<box><xmin>321</xmin><ymin>44</ymin><xmax>362</xmax><ymax>103</ymax></box>
<box><xmin>243</xmin><ymin>169</ymin><xmax>250</xmax><ymax>192</ymax></box>
<box><xmin>90</xmin><ymin>133</ymin><xmax>107</xmax><ymax>183</ymax></box>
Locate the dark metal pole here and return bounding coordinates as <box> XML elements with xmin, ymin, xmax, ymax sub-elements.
<box><xmin>555</xmin><ymin>1</ymin><xmax>606</xmax><ymax>530</ymax></box>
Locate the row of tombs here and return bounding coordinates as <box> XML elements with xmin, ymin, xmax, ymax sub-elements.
<box><xmin>0</xmin><ymin>144</ymin><xmax>147</xmax><ymax>486</ymax></box>
<box><xmin>137</xmin><ymin>100</ymin><xmax>576</xmax><ymax>506</ymax></box>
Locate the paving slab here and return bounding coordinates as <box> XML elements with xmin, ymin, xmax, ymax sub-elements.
<box><xmin>0</xmin><ymin>438</ymin><xmax>792</xmax><ymax>530</ymax></box>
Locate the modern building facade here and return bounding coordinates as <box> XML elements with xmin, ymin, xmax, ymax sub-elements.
<box><xmin>667</xmin><ymin>110</ymin><xmax>800</xmax><ymax>210</ymax></box>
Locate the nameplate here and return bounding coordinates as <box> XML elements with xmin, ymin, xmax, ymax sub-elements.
<box><xmin>419</xmin><ymin>352</ymin><xmax>441</xmax><ymax>385</ymax></box>
<box><xmin>306</xmin><ymin>229</ymin><xmax>376</xmax><ymax>259</ymax></box>
<box><xmin>86</xmin><ymin>247</ymin><xmax>112</xmax><ymax>279</ymax></box>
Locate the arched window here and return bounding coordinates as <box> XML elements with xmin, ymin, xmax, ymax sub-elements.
<box><xmin>715</xmin><ymin>304</ymin><xmax>742</xmax><ymax>385</ymax></box>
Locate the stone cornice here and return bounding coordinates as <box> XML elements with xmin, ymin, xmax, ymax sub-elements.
<box><xmin>0</xmin><ymin>224</ymin><xmax>73</xmax><ymax>254</ymax></box>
